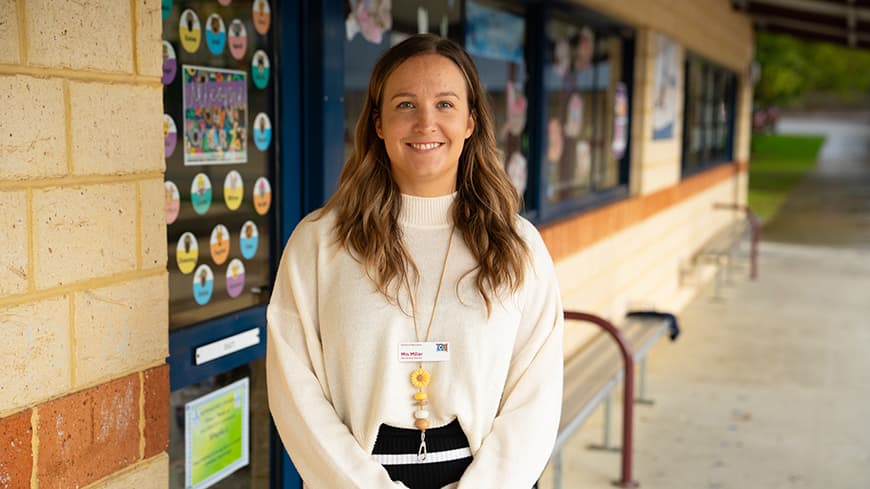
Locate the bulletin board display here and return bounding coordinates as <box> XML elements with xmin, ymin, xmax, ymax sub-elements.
<box><xmin>162</xmin><ymin>0</ymin><xmax>276</xmax><ymax>330</ymax></box>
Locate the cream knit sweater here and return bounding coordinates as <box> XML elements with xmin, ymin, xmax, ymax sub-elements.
<box><xmin>266</xmin><ymin>194</ymin><xmax>564</xmax><ymax>489</ymax></box>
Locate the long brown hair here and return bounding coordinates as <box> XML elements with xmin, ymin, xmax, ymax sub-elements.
<box><xmin>323</xmin><ymin>34</ymin><xmax>529</xmax><ymax>314</ymax></box>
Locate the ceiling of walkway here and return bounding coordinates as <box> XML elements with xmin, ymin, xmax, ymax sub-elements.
<box><xmin>732</xmin><ymin>0</ymin><xmax>870</xmax><ymax>49</ymax></box>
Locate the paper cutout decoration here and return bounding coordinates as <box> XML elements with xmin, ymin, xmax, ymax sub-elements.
<box><xmin>240</xmin><ymin>221</ymin><xmax>259</xmax><ymax>259</ymax></box>
<box><xmin>253</xmin><ymin>113</ymin><xmax>272</xmax><ymax>151</ymax></box>
<box><xmin>505</xmin><ymin>80</ymin><xmax>527</xmax><ymax>137</ymax></box>
<box><xmin>193</xmin><ymin>264</ymin><xmax>214</xmax><ymax>305</ymax></box>
<box><xmin>164</xmin><ymin>180</ymin><xmax>180</xmax><ymax>225</ymax></box>
<box><xmin>191</xmin><ymin>173</ymin><xmax>213</xmax><ymax>215</ymax></box>
<box><xmin>251</xmin><ymin>50</ymin><xmax>270</xmax><ymax>89</ymax></box>
<box><xmin>176</xmin><ymin>232</ymin><xmax>198</xmax><ymax>274</ymax></box>
<box><xmin>253</xmin><ymin>177</ymin><xmax>271</xmax><ymax>215</ymax></box>
<box><xmin>252</xmin><ymin>0</ymin><xmax>271</xmax><ymax>35</ymax></box>
<box><xmin>162</xmin><ymin>41</ymin><xmax>177</xmax><ymax>85</ymax></box>
<box><xmin>226</xmin><ymin>258</ymin><xmax>246</xmax><ymax>298</ymax></box>
<box><xmin>164</xmin><ymin>114</ymin><xmax>178</xmax><ymax>158</ymax></box>
<box><xmin>223</xmin><ymin>170</ymin><xmax>244</xmax><ymax>210</ymax></box>
<box><xmin>506</xmin><ymin>151</ymin><xmax>527</xmax><ymax>196</ymax></box>
<box><xmin>210</xmin><ymin>224</ymin><xmax>230</xmax><ymax>265</ymax></box>
<box><xmin>228</xmin><ymin>19</ymin><xmax>248</xmax><ymax>60</ymax></box>
<box><xmin>179</xmin><ymin>9</ymin><xmax>202</xmax><ymax>53</ymax></box>
<box><xmin>205</xmin><ymin>13</ymin><xmax>227</xmax><ymax>55</ymax></box>
<box><xmin>345</xmin><ymin>0</ymin><xmax>392</xmax><ymax>44</ymax></box>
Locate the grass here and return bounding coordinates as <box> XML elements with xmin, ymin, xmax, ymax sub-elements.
<box><xmin>748</xmin><ymin>133</ymin><xmax>826</xmax><ymax>223</ymax></box>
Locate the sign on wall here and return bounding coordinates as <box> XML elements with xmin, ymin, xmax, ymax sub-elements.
<box><xmin>184</xmin><ymin>377</ymin><xmax>250</xmax><ymax>489</ymax></box>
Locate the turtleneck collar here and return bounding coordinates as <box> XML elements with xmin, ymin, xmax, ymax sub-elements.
<box><xmin>398</xmin><ymin>193</ymin><xmax>456</xmax><ymax>228</ymax></box>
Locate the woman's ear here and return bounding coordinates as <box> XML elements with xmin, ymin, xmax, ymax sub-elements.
<box><xmin>374</xmin><ymin>112</ymin><xmax>384</xmax><ymax>139</ymax></box>
<box><xmin>465</xmin><ymin>109</ymin><xmax>475</xmax><ymax>139</ymax></box>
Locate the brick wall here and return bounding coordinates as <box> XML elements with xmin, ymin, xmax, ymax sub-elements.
<box><xmin>0</xmin><ymin>1</ymin><xmax>168</xmax><ymax>488</ymax></box>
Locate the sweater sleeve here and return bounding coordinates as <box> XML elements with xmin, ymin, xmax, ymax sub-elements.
<box><xmin>456</xmin><ymin>222</ymin><xmax>564</xmax><ymax>489</ymax></box>
<box><xmin>266</xmin><ymin>220</ymin><xmax>408</xmax><ymax>489</ymax></box>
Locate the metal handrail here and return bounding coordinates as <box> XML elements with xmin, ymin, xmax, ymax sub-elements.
<box><xmin>563</xmin><ymin>311</ymin><xmax>639</xmax><ymax>488</ymax></box>
<box><xmin>712</xmin><ymin>202</ymin><xmax>760</xmax><ymax>279</ymax></box>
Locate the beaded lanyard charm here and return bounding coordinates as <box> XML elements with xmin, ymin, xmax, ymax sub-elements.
<box><xmin>403</xmin><ymin>227</ymin><xmax>455</xmax><ymax>461</ymax></box>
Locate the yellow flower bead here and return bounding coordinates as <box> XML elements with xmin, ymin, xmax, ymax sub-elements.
<box><xmin>414</xmin><ymin>391</ymin><xmax>428</xmax><ymax>401</ymax></box>
<box><xmin>410</xmin><ymin>368</ymin><xmax>430</xmax><ymax>389</ymax></box>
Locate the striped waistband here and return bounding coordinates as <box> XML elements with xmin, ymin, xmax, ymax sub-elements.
<box><xmin>372</xmin><ymin>447</ymin><xmax>472</xmax><ymax>465</ymax></box>
<box><xmin>371</xmin><ymin>419</ymin><xmax>472</xmax><ymax>466</ymax></box>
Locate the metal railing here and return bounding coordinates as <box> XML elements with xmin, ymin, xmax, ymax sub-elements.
<box><xmin>562</xmin><ymin>311</ymin><xmax>639</xmax><ymax>488</ymax></box>
<box><xmin>713</xmin><ymin>202</ymin><xmax>760</xmax><ymax>280</ymax></box>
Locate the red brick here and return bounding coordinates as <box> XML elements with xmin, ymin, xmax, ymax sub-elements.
<box><xmin>142</xmin><ymin>364</ymin><xmax>169</xmax><ymax>459</ymax></box>
<box><xmin>37</xmin><ymin>374</ymin><xmax>140</xmax><ymax>488</ymax></box>
<box><xmin>0</xmin><ymin>409</ymin><xmax>32</xmax><ymax>489</ymax></box>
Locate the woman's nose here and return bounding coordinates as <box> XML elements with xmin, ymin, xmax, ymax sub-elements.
<box><xmin>413</xmin><ymin>107</ymin><xmax>436</xmax><ymax>132</ymax></box>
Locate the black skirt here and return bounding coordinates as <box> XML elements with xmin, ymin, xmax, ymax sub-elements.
<box><xmin>372</xmin><ymin>419</ymin><xmax>473</xmax><ymax>489</ymax></box>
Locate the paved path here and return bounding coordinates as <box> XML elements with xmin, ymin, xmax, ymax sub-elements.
<box><xmin>763</xmin><ymin>113</ymin><xmax>870</xmax><ymax>248</ymax></box>
<box><xmin>540</xmin><ymin>114</ymin><xmax>870</xmax><ymax>489</ymax></box>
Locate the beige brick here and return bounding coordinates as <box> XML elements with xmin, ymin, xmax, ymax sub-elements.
<box><xmin>74</xmin><ymin>274</ymin><xmax>168</xmax><ymax>387</ymax></box>
<box><xmin>70</xmin><ymin>82</ymin><xmax>163</xmax><ymax>176</ymax></box>
<box><xmin>0</xmin><ymin>296</ymin><xmax>71</xmax><ymax>412</ymax></box>
<box><xmin>26</xmin><ymin>0</ymin><xmax>133</xmax><ymax>72</ymax></box>
<box><xmin>640</xmin><ymin>160</ymin><xmax>680</xmax><ymax>195</ymax></box>
<box><xmin>0</xmin><ymin>191</ymin><xmax>28</xmax><ymax>296</ymax></box>
<box><xmin>33</xmin><ymin>183</ymin><xmax>137</xmax><ymax>288</ymax></box>
<box><xmin>0</xmin><ymin>0</ymin><xmax>19</xmax><ymax>64</ymax></box>
<box><xmin>84</xmin><ymin>453</ymin><xmax>168</xmax><ymax>489</ymax></box>
<box><xmin>139</xmin><ymin>178</ymin><xmax>167</xmax><ymax>269</ymax></box>
<box><xmin>135</xmin><ymin>0</ymin><xmax>162</xmax><ymax>78</ymax></box>
<box><xmin>0</xmin><ymin>75</ymin><xmax>66</xmax><ymax>180</ymax></box>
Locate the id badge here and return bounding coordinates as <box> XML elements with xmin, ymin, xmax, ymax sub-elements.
<box><xmin>398</xmin><ymin>342</ymin><xmax>450</xmax><ymax>362</ymax></box>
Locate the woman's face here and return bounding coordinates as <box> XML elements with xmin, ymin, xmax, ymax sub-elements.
<box><xmin>375</xmin><ymin>54</ymin><xmax>474</xmax><ymax>197</ymax></box>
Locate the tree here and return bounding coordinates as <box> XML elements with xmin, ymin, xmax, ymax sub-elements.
<box><xmin>754</xmin><ymin>32</ymin><xmax>870</xmax><ymax>108</ymax></box>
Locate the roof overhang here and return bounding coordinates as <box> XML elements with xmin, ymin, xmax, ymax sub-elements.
<box><xmin>732</xmin><ymin>0</ymin><xmax>870</xmax><ymax>49</ymax></box>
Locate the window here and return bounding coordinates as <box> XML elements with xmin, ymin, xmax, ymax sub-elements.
<box><xmin>541</xmin><ymin>13</ymin><xmax>633</xmax><ymax>217</ymax></box>
<box><xmin>464</xmin><ymin>0</ymin><xmax>528</xmax><ymax>197</ymax></box>
<box><xmin>343</xmin><ymin>0</ymin><xmax>463</xmax><ymax>164</ymax></box>
<box><xmin>682</xmin><ymin>55</ymin><xmax>737</xmax><ymax>175</ymax></box>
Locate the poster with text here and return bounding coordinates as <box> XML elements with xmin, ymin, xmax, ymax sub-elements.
<box><xmin>652</xmin><ymin>33</ymin><xmax>679</xmax><ymax>140</ymax></box>
<box><xmin>185</xmin><ymin>377</ymin><xmax>250</xmax><ymax>489</ymax></box>
<box><xmin>183</xmin><ymin>65</ymin><xmax>248</xmax><ymax>165</ymax></box>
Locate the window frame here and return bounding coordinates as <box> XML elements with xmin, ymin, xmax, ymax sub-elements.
<box><xmin>531</xmin><ymin>4</ymin><xmax>636</xmax><ymax>225</ymax></box>
<box><xmin>680</xmin><ymin>53</ymin><xmax>738</xmax><ymax>178</ymax></box>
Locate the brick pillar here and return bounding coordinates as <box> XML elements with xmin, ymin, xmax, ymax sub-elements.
<box><xmin>0</xmin><ymin>1</ymin><xmax>169</xmax><ymax>488</ymax></box>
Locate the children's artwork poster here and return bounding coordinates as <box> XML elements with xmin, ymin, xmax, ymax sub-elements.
<box><xmin>183</xmin><ymin>65</ymin><xmax>248</xmax><ymax>166</ymax></box>
<box><xmin>652</xmin><ymin>33</ymin><xmax>679</xmax><ymax>141</ymax></box>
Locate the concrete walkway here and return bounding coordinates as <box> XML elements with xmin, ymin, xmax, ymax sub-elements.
<box><xmin>539</xmin><ymin>114</ymin><xmax>870</xmax><ymax>489</ymax></box>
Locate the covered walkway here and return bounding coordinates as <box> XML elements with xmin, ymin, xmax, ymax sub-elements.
<box><xmin>540</xmin><ymin>113</ymin><xmax>870</xmax><ymax>488</ymax></box>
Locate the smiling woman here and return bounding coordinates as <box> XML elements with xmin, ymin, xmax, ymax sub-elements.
<box><xmin>267</xmin><ymin>34</ymin><xmax>564</xmax><ymax>489</ymax></box>
<box><xmin>375</xmin><ymin>54</ymin><xmax>475</xmax><ymax>196</ymax></box>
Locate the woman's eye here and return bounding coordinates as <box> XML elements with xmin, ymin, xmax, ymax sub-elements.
<box><xmin>397</xmin><ymin>101</ymin><xmax>414</xmax><ymax>109</ymax></box>
<box><xmin>437</xmin><ymin>101</ymin><xmax>454</xmax><ymax>109</ymax></box>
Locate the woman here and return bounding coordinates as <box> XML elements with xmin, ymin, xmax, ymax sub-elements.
<box><xmin>267</xmin><ymin>33</ymin><xmax>563</xmax><ymax>489</ymax></box>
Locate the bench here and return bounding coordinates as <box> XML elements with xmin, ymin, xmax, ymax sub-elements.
<box><xmin>548</xmin><ymin>311</ymin><xmax>676</xmax><ymax>488</ymax></box>
<box><xmin>690</xmin><ymin>203</ymin><xmax>760</xmax><ymax>299</ymax></box>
